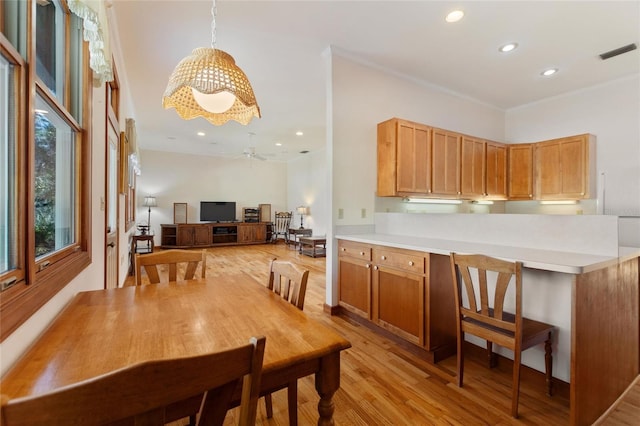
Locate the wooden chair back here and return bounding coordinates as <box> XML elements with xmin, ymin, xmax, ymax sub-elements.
<box><xmin>135</xmin><ymin>249</ymin><xmax>206</xmax><ymax>285</ymax></box>
<box><xmin>272</xmin><ymin>212</ymin><xmax>292</xmax><ymax>242</ymax></box>
<box><xmin>0</xmin><ymin>336</ymin><xmax>266</xmax><ymax>426</ymax></box>
<box><xmin>267</xmin><ymin>259</ymin><xmax>309</xmax><ymax>310</ymax></box>
<box><xmin>450</xmin><ymin>253</ymin><xmax>522</xmax><ymax>349</ymax></box>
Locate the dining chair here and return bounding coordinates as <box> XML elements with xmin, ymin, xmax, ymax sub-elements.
<box><xmin>272</xmin><ymin>211</ymin><xmax>292</xmax><ymax>244</ymax></box>
<box><xmin>0</xmin><ymin>335</ymin><xmax>266</xmax><ymax>426</ymax></box>
<box><xmin>449</xmin><ymin>253</ymin><xmax>555</xmax><ymax>418</ymax></box>
<box><xmin>135</xmin><ymin>249</ymin><xmax>206</xmax><ymax>285</ymax></box>
<box><xmin>263</xmin><ymin>259</ymin><xmax>310</xmax><ymax>425</ymax></box>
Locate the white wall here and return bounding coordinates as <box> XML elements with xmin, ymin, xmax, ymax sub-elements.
<box><xmin>506</xmin><ymin>75</ymin><xmax>640</xmax><ymax>247</ymax></box>
<box><xmin>287</xmin><ymin>149</ymin><xmax>328</xmax><ymax>236</ymax></box>
<box><xmin>135</xmin><ymin>149</ymin><xmax>288</xmax><ymax>241</ymax></box>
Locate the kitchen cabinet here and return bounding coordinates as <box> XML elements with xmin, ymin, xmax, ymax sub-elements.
<box><xmin>338</xmin><ymin>240</ymin><xmax>372</xmax><ymax>319</ymax></box>
<box><xmin>460</xmin><ymin>135</ymin><xmax>486</xmax><ymax>197</ymax></box>
<box><xmin>508</xmin><ymin>143</ymin><xmax>534</xmax><ymax>200</ymax></box>
<box><xmin>372</xmin><ymin>247</ymin><xmax>425</xmax><ymax>346</ymax></box>
<box><xmin>485</xmin><ymin>141</ymin><xmax>507</xmax><ymax>199</ymax></box>
<box><xmin>338</xmin><ymin>239</ymin><xmax>456</xmax><ymax>361</ymax></box>
<box><xmin>177</xmin><ymin>224</ymin><xmax>210</xmax><ymax>246</ymax></box>
<box><xmin>535</xmin><ymin>134</ymin><xmax>595</xmax><ymax>200</ymax></box>
<box><xmin>377</xmin><ymin>118</ymin><xmax>432</xmax><ymax>196</ymax></box>
<box><xmin>431</xmin><ymin>128</ymin><xmax>461</xmax><ymax>196</ymax></box>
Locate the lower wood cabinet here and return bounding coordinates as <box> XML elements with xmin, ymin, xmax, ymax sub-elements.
<box><xmin>338</xmin><ymin>239</ymin><xmax>456</xmax><ymax>361</ymax></box>
<box><xmin>161</xmin><ymin>223</ymin><xmax>268</xmax><ymax>248</ymax></box>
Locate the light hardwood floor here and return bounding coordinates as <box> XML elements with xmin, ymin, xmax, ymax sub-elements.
<box><xmin>126</xmin><ymin>243</ymin><xmax>570</xmax><ymax>425</ymax></box>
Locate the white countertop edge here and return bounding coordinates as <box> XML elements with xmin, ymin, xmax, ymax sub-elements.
<box><xmin>335</xmin><ymin>234</ymin><xmax>640</xmax><ymax>274</ymax></box>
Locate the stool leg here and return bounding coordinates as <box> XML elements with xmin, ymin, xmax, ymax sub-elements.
<box><xmin>545</xmin><ymin>332</ymin><xmax>553</xmax><ymax>397</ymax></box>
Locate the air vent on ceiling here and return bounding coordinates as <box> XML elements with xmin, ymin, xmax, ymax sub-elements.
<box><xmin>599</xmin><ymin>43</ymin><xmax>637</xmax><ymax>60</ymax></box>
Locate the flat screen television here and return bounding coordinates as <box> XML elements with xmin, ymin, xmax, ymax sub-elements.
<box><xmin>200</xmin><ymin>201</ymin><xmax>236</xmax><ymax>222</ymax></box>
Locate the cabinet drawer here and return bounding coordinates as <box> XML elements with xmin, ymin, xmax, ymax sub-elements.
<box><xmin>338</xmin><ymin>240</ymin><xmax>372</xmax><ymax>261</ymax></box>
<box><xmin>374</xmin><ymin>249</ymin><xmax>425</xmax><ymax>274</ymax></box>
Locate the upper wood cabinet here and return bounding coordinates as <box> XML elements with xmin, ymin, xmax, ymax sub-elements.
<box><xmin>485</xmin><ymin>141</ymin><xmax>507</xmax><ymax>199</ymax></box>
<box><xmin>460</xmin><ymin>135</ymin><xmax>486</xmax><ymax>198</ymax></box>
<box><xmin>508</xmin><ymin>143</ymin><xmax>534</xmax><ymax>200</ymax></box>
<box><xmin>431</xmin><ymin>128</ymin><xmax>461</xmax><ymax>196</ymax></box>
<box><xmin>535</xmin><ymin>134</ymin><xmax>595</xmax><ymax>200</ymax></box>
<box><xmin>377</xmin><ymin>118</ymin><xmax>432</xmax><ymax>196</ymax></box>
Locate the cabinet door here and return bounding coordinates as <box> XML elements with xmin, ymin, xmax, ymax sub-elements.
<box><xmin>338</xmin><ymin>256</ymin><xmax>372</xmax><ymax>320</ymax></box>
<box><xmin>431</xmin><ymin>128</ymin><xmax>460</xmax><ymax>196</ymax></box>
<box><xmin>237</xmin><ymin>225</ymin><xmax>252</xmax><ymax>243</ymax></box>
<box><xmin>535</xmin><ymin>136</ymin><xmax>589</xmax><ymax>199</ymax></box>
<box><xmin>253</xmin><ymin>224</ymin><xmax>267</xmax><ymax>242</ymax></box>
<box><xmin>485</xmin><ymin>141</ymin><xmax>507</xmax><ymax>199</ymax></box>
<box><xmin>508</xmin><ymin>144</ymin><xmax>534</xmax><ymax>200</ymax></box>
<box><xmin>460</xmin><ymin>136</ymin><xmax>485</xmax><ymax>197</ymax></box>
<box><xmin>177</xmin><ymin>225</ymin><xmax>194</xmax><ymax>246</ymax></box>
<box><xmin>193</xmin><ymin>225</ymin><xmax>211</xmax><ymax>246</ymax></box>
<box><xmin>373</xmin><ymin>265</ymin><xmax>425</xmax><ymax>346</ymax></box>
<box><xmin>397</xmin><ymin>121</ymin><xmax>431</xmax><ymax>194</ymax></box>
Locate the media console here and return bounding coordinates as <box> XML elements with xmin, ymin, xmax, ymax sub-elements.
<box><xmin>160</xmin><ymin>222</ymin><xmax>270</xmax><ymax>248</ymax></box>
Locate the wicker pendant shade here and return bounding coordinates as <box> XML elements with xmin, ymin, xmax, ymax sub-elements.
<box><xmin>162</xmin><ymin>47</ymin><xmax>260</xmax><ymax>126</ymax></box>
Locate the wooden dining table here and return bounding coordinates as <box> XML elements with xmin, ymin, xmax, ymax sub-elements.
<box><xmin>0</xmin><ymin>274</ymin><xmax>352</xmax><ymax>425</ymax></box>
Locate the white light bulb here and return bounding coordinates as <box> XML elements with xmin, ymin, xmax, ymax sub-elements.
<box><xmin>191</xmin><ymin>88</ymin><xmax>236</xmax><ymax>113</ymax></box>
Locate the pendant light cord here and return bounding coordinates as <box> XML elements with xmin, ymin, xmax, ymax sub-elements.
<box><xmin>210</xmin><ymin>0</ymin><xmax>217</xmax><ymax>49</ymax></box>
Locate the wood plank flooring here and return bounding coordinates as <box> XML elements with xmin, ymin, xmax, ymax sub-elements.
<box><xmin>125</xmin><ymin>243</ymin><xmax>570</xmax><ymax>425</ymax></box>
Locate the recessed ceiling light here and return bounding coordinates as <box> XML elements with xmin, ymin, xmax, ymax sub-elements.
<box><xmin>541</xmin><ymin>68</ymin><xmax>558</xmax><ymax>77</ymax></box>
<box><xmin>499</xmin><ymin>43</ymin><xmax>518</xmax><ymax>53</ymax></box>
<box><xmin>295</xmin><ymin>131</ymin><xmax>303</xmax><ymax>136</ymax></box>
<box><xmin>445</xmin><ymin>10</ymin><xmax>464</xmax><ymax>23</ymax></box>
<box><xmin>275</xmin><ymin>142</ymin><xmax>282</xmax><ymax>146</ymax></box>
<box><xmin>197</xmin><ymin>131</ymin><xmax>205</xmax><ymax>136</ymax></box>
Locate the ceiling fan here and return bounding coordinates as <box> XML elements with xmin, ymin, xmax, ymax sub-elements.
<box><xmin>242</xmin><ymin>146</ymin><xmax>267</xmax><ymax>161</ymax></box>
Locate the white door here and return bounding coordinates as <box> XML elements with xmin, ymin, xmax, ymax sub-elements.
<box><xmin>105</xmin><ymin>120</ymin><xmax>118</xmax><ymax>289</ymax></box>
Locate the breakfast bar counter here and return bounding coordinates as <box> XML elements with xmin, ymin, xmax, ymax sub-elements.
<box><xmin>335</xmin><ymin>222</ymin><xmax>639</xmax><ymax>426</ymax></box>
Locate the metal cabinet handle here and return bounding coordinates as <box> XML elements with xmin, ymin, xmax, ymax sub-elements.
<box><xmin>408</xmin><ymin>261</ymin><xmax>414</xmax><ymax>266</ymax></box>
<box><xmin>366</xmin><ymin>264</ymin><xmax>371</xmax><ymax>269</ymax></box>
<box><xmin>381</xmin><ymin>255</ymin><xmax>386</xmax><ymax>260</ymax></box>
<box><xmin>341</xmin><ymin>247</ymin><xmax>346</xmax><ymax>251</ymax></box>
<box><xmin>373</xmin><ymin>265</ymin><xmax>378</xmax><ymax>270</ymax></box>
<box><xmin>360</xmin><ymin>251</ymin><xmax>365</xmax><ymax>256</ymax></box>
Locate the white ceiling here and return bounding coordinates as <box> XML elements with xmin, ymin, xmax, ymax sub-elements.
<box><xmin>109</xmin><ymin>0</ymin><xmax>640</xmax><ymax>162</ymax></box>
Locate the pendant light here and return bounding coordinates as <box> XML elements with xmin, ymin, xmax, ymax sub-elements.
<box><xmin>162</xmin><ymin>0</ymin><xmax>260</xmax><ymax>126</ymax></box>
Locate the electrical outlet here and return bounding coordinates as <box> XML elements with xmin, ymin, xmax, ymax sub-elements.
<box><xmin>338</xmin><ymin>208</ymin><xmax>344</xmax><ymax>219</ymax></box>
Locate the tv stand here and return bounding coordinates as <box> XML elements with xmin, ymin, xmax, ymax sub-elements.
<box><xmin>160</xmin><ymin>222</ymin><xmax>269</xmax><ymax>248</ymax></box>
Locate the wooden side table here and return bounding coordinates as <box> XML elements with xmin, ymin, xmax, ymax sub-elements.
<box><xmin>287</xmin><ymin>228</ymin><xmax>312</xmax><ymax>252</ymax></box>
<box><xmin>129</xmin><ymin>233</ymin><xmax>155</xmax><ymax>275</ymax></box>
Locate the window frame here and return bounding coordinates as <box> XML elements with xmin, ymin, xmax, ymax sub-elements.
<box><xmin>0</xmin><ymin>0</ymin><xmax>92</xmax><ymax>341</ymax></box>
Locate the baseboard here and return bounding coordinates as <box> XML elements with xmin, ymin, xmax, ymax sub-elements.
<box><xmin>323</xmin><ymin>303</ymin><xmax>341</xmax><ymax>315</ymax></box>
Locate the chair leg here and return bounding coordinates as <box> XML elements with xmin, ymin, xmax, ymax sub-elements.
<box><xmin>457</xmin><ymin>331</ymin><xmax>464</xmax><ymax>387</ymax></box>
<box><xmin>545</xmin><ymin>332</ymin><xmax>553</xmax><ymax>397</ymax></box>
<box><xmin>287</xmin><ymin>381</ymin><xmax>298</xmax><ymax>426</ymax></box>
<box><xmin>511</xmin><ymin>349</ymin><xmax>522</xmax><ymax>418</ymax></box>
<box><xmin>265</xmin><ymin>393</ymin><xmax>273</xmax><ymax>418</ymax></box>
<box><xmin>486</xmin><ymin>341</ymin><xmax>497</xmax><ymax>368</ymax></box>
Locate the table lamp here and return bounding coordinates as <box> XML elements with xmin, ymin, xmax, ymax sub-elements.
<box><xmin>296</xmin><ymin>206</ymin><xmax>308</xmax><ymax>229</ymax></box>
<box><xmin>143</xmin><ymin>196</ymin><xmax>157</xmax><ymax>234</ymax></box>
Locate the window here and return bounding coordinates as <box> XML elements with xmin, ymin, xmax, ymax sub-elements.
<box><xmin>36</xmin><ymin>0</ymin><xmax>66</xmax><ymax>98</ymax></box>
<box><xmin>1</xmin><ymin>0</ymin><xmax>92</xmax><ymax>341</ymax></box>
<box><xmin>34</xmin><ymin>93</ymin><xmax>77</xmax><ymax>258</ymax></box>
<box><xmin>0</xmin><ymin>51</ymin><xmax>18</xmax><ymax>281</ymax></box>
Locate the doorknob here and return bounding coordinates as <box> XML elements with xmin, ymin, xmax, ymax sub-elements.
<box><xmin>107</xmin><ymin>242</ymin><xmax>115</xmax><ymax>248</ymax></box>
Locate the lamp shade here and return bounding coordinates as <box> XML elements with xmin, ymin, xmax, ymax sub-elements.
<box><xmin>296</xmin><ymin>206</ymin><xmax>308</xmax><ymax>215</ymax></box>
<box><xmin>143</xmin><ymin>196</ymin><xmax>157</xmax><ymax>207</ymax></box>
<box><xmin>162</xmin><ymin>48</ymin><xmax>260</xmax><ymax>126</ymax></box>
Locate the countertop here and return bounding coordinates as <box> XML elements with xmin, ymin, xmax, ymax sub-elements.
<box><xmin>335</xmin><ymin>233</ymin><xmax>640</xmax><ymax>274</ymax></box>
